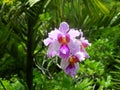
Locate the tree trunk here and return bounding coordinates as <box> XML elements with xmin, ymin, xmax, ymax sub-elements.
<box><xmin>26</xmin><ymin>19</ymin><xmax>33</xmax><ymax>90</ymax></box>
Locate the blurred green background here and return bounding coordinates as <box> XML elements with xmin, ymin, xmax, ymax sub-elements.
<box><xmin>0</xmin><ymin>0</ymin><xmax>120</xmax><ymax>90</ymax></box>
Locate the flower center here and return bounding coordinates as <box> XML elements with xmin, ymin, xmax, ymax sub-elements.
<box><xmin>69</xmin><ymin>55</ymin><xmax>79</xmax><ymax>64</ymax></box>
<box><xmin>58</xmin><ymin>34</ymin><xmax>70</xmax><ymax>45</ymax></box>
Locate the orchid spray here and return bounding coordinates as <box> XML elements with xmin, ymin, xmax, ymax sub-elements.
<box><xmin>43</xmin><ymin>22</ymin><xmax>91</xmax><ymax>78</ymax></box>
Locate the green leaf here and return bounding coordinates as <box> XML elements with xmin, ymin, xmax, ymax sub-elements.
<box><xmin>75</xmin><ymin>78</ymin><xmax>93</xmax><ymax>90</ymax></box>
<box><xmin>28</xmin><ymin>0</ymin><xmax>40</xmax><ymax>7</ymax></box>
<box><xmin>93</xmin><ymin>0</ymin><xmax>110</xmax><ymax>15</ymax></box>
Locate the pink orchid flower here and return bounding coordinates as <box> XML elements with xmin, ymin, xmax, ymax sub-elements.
<box><xmin>43</xmin><ymin>22</ymin><xmax>80</xmax><ymax>59</ymax></box>
<box><xmin>76</xmin><ymin>30</ymin><xmax>91</xmax><ymax>58</ymax></box>
<box><xmin>43</xmin><ymin>22</ymin><xmax>91</xmax><ymax>78</ymax></box>
<box><xmin>60</xmin><ymin>51</ymin><xmax>85</xmax><ymax>78</ymax></box>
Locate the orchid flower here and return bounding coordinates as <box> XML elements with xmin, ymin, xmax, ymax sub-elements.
<box><xmin>60</xmin><ymin>40</ymin><xmax>85</xmax><ymax>77</ymax></box>
<box><xmin>60</xmin><ymin>55</ymin><xmax>79</xmax><ymax>78</ymax></box>
<box><xmin>75</xmin><ymin>30</ymin><xmax>91</xmax><ymax>58</ymax></box>
<box><xmin>43</xmin><ymin>22</ymin><xmax>80</xmax><ymax>59</ymax></box>
<box><xmin>43</xmin><ymin>22</ymin><xmax>91</xmax><ymax>78</ymax></box>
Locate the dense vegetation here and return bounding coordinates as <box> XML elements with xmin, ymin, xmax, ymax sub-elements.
<box><xmin>0</xmin><ymin>0</ymin><xmax>120</xmax><ymax>90</ymax></box>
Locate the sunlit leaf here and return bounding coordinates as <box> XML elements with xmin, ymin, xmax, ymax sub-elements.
<box><xmin>28</xmin><ymin>0</ymin><xmax>39</xmax><ymax>7</ymax></box>
<box><xmin>93</xmin><ymin>0</ymin><xmax>110</xmax><ymax>15</ymax></box>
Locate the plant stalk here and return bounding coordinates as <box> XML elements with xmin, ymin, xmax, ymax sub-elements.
<box><xmin>26</xmin><ymin>19</ymin><xmax>34</xmax><ymax>90</ymax></box>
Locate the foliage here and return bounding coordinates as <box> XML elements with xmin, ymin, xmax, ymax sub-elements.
<box><xmin>0</xmin><ymin>38</ymin><xmax>114</xmax><ymax>90</ymax></box>
<box><xmin>79</xmin><ymin>38</ymin><xmax>114</xmax><ymax>89</ymax></box>
<box><xmin>0</xmin><ymin>0</ymin><xmax>120</xmax><ymax>89</ymax></box>
<box><xmin>98</xmin><ymin>26</ymin><xmax>120</xmax><ymax>90</ymax></box>
<box><xmin>0</xmin><ymin>76</ymin><xmax>25</xmax><ymax>90</ymax></box>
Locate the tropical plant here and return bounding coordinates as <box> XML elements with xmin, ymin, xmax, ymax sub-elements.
<box><xmin>0</xmin><ymin>0</ymin><xmax>120</xmax><ymax>90</ymax></box>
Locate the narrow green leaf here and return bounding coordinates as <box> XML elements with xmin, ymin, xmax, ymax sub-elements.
<box><xmin>28</xmin><ymin>0</ymin><xmax>39</xmax><ymax>7</ymax></box>
<box><xmin>93</xmin><ymin>0</ymin><xmax>109</xmax><ymax>15</ymax></box>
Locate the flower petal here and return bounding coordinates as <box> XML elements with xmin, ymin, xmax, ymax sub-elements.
<box><xmin>68</xmin><ymin>29</ymin><xmax>80</xmax><ymax>38</ymax></box>
<box><xmin>68</xmin><ymin>40</ymin><xmax>80</xmax><ymax>55</ymax></box>
<box><xmin>48</xmin><ymin>29</ymin><xmax>62</xmax><ymax>40</ymax></box>
<box><xmin>59</xmin><ymin>22</ymin><xmax>69</xmax><ymax>34</ymax></box>
<box><xmin>64</xmin><ymin>64</ymin><xmax>76</xmax><ymax>78</ymax></box>
<box><xmin>75</xmin><ymin>63</ymin><xmax>80</xmax><ymax>70</ymax></box>
<box><xmin>43</xmin><ymin>38</ymin><xmax>52</xmax><ymax>46</ymax></box>
<box><xmin>80</xmin><ymin>46</ymin><xmax>90</xmax><ymax>58</ymax></box>
<box><xmin>47</xmin><ymin>41</ymin><xmax>60</xmax><ymax>57</ymax></box>
<box><xmin>75</xmin><ymin>52</ymin><xmax>85</xmax><ymax>62</ymax></box>
<box><xmin>59</xmin><ymin>45</ymin><xmax>70</xmax><ymax>59</ymax></box>
<box><xmin>60</xmin><ymin>60</ymin><xmax>69</xmax><ymax>70</ymax></box>
<box><xmin>81</xmin><ymin>37</ymin><xmax>91</xmax><ymax>48</ymax></box>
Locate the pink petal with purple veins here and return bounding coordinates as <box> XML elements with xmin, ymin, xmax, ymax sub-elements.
<box><xmin>59</xmin><ymin>22</ymin><xmax>69</xmax><ymax>34</ymax></box>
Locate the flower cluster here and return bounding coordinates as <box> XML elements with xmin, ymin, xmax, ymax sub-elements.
<box><xmin>43</xmin><ymin>22</ymin><xmax>91</xmax><ymax>78</ymax></box>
